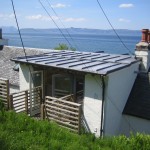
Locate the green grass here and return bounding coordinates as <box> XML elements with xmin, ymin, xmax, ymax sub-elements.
<box><xmin>0</xmin><ymin>107</ymin><xmax>150</xmax><ymax>149</ymax></box>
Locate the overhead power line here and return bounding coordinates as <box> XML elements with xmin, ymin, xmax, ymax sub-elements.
<box><xmin>10</xmin><ymin>0</ymin><xmax>35</xmax><ymax>85</ymax></box>
<box><xmin>46</xmin><ymin>0</ymin><xmax>80</xmax><ymax>51</ymax></box>
<box><xmin>96</xmin><ymin>0</ymin><xmax>133</xmax><ymax>55</ymax></box>
<box><xmin>39</xmin><ymin>0</ymin><xmax>74</xmax><ymax>49</ymax></box>
<box><xmin>11</xmin><ymin>0</ymin><xmax>28</xmax><ymax>61</ymax></box>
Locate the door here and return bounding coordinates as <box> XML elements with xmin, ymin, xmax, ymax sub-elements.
<box><xmin>52</xmin><ymin>74</ymin><xmax>73</xmax><ymax>98</ymax></box>
<box><xmin>29</xmin><ymin>71</ymin><xmax>43</xmax><ymax>116</ymax></box>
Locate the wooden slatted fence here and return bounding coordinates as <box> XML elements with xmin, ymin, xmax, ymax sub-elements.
<box><xmin>0</xmin><ymin>78</ymin><xmax>9</xmax><ymax>109</ymax></box>
<box><xmin>9</xmin><ymin>87</ymin><xmax>42</xmax><ymax>114</ymax></box>
<box><xmin>43</xmin><ymin>96</ymin><xmax>82</xmax><ymax>134</ymax></box>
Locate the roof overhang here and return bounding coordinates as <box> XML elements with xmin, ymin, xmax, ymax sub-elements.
<box><xmin>11</xmin><ymin>50</ymin><xmax>140</xmax><ymax>75</ymax></box>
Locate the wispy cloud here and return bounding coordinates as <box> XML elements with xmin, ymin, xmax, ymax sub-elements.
<box><xmin>51</xmin><ymin>3</ymin><xmax>70</xmax><ymax>8</ymax></box>
<box><xmin>64</xmin><ymin>17</ymin><xmax>86</xmax><ymax>22</ymax></box>
<box><xmin>119</xmin><ymin>4</ymin><xmax>134</xmax><ymax>8</ymax></box>
<box><xmin>26</xmin><ymin>15</ymin><xmax>86</xmax><ymax>23</ymax></box>
<box><xmin>119</xmin><ymin>18</ymin><xmax>130</xmax><ymax>23</ymax></box>
<box><xmin>0</xmin><ymin>13</ymin><xmax>15</xmax><ymax>19</ymax></box>
<box><xmin>26</xmin><ymin>14</ymin><xmax>58</xmax><ymax>21</ymax></box>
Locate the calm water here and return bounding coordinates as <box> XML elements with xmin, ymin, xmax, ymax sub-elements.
<box><xmin>3</xmin><ymin>33</ymin><xmax>140</xmax><ymax>54</ymax></box>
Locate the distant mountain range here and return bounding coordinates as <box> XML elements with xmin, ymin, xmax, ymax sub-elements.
<box><xmin>0</xmin><ymin>26</ymin><xmax>141</xmax><ymax>36</ymax></box>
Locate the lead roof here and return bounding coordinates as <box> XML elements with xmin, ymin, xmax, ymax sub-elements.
<box><xmin>12</xmin><ymin>50</ymin><xmax>139</xmax><ymax>75</ymax></box>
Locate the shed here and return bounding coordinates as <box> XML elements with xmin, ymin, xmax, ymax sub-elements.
<box><xmin>12</xmin><ymin>50</ymin><xmax>139</xmax><ymax>136</ymax></box>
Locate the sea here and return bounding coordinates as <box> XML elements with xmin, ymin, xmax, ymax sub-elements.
<box><xmin>3</xmin><ymin>32</ymin><xmax>141</xmax><ymax>54</ymax></box>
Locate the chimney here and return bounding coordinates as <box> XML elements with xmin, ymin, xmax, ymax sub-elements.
<box><xmin>141</xmin><ymin>29</ymin><xmax>149</xmax><ymax>42</ymax></box>
<box><xmin>135</xmin><ymin>29</ymin><xmax>150</xmax><ymax>72</ymax></box>
<box><xmin>148</xmin><ymin>30</ymin><xmax>150</xmax><ymax>43</ymax></box>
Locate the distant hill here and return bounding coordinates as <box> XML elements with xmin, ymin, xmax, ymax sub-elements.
<box><xmin>1</xmin><ymin>26</ymin><xmax>141</xmax><ymax>36</ymax></box>
<box><xmin>0</xmin><ymin>26</ymin><xmax>17</xmax><ymax>33</ymax></box>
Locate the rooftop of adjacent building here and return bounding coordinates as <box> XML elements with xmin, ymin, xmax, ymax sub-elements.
<box><xmin>123</xmin><ymin>29</ymin><xmax>150</xmax><ymax>120</ymax></box>
<box><xmin>0</xmin><ymin>46</ymin><xmax>50</xmax><ymax>86</ymax></box>
<box><xmin>123</xmin><ymin>71</ymin><xmax>150</xmax><ymax>120</ymax></box>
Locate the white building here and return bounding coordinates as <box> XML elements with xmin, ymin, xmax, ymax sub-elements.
<box><xmin>10</xmin><ymin>29</ymin><xmax>150</xmax><ymax>137</ymax></box>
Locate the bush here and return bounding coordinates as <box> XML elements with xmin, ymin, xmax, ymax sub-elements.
<box><xmin>0</xmin><ymin>98</ymin><xmax>4</xmax><ymax>110</ymax></box>
<box><xmin>54</xmin><ymin>43</ymin><xmax>76</xmax><ymax>51</ymax></box>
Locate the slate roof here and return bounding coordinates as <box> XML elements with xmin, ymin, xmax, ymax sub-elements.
<box><xmin>12</xmin><ymin>50</ymin><xmax>139</xmax><ymax>75</ymax></box>
<box><xmin>0</xmin><ymin>46</ymin><xmax>50</xmax><ymax>86</ymax></box>
<box><xmin>123</xmin><ymin>72</ymin><xmax>150</xmax><ymax>120</ymax></box>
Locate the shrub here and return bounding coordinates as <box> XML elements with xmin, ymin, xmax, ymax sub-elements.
<box><xmin>54</xmin><ymin>43</ymin><xmax>76</xmax><ymax>51</ymax></box>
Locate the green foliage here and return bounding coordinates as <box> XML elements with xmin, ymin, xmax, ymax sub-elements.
<box><xmin>0</xmin><ymin>98</ymin><xmax>5</xmax><ymax>120</ymax></box>
<box><xmin>54</xmin><ymin>43</ymin><xmax>76</xmax><ymax>51</ymax></box>
<box><xmin>0</xmin><ymin>98</ymin><xmax>4</xmax><ymax>110</ymax></box>
<box><xmin>0</xmin><ymin>111</ymin><xmax>150</xmax><ymax>150</ymax></box>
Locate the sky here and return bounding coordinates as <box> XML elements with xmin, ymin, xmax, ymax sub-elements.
<box><xmin>0</xmin><ymin>0</ymin><xmax>150</xmax><ymax>30</ymax></box>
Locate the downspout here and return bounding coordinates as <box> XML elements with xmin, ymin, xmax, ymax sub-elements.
<box><xmin>100</xmin><ymin>75</ymin><xmax>105</xmax><ymax>138</ymax></box>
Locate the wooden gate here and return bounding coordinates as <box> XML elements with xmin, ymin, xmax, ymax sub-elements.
<box><xmin>42</xmin><ymin>96</ymin><xmax>82</xmax><ymax>134</ymax></box>
<box><xmin>9</xmin><ymin>87</ymin><xmax>42</xmax><ymax>115</ymax></box>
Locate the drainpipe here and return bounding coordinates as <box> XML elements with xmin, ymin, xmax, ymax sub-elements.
<box><xmin>100</xmin><ymin>75</ymin><xmax>105</xmax><ymax>138</ymax></box>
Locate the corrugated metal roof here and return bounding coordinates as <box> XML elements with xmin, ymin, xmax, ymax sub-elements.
<box><xmin>11</xmin><ymin>50</ymin><xmax>139</xmax><ymax>75</ymax></box>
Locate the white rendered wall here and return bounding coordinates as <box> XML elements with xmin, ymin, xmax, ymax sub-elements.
<box><xmin>19</xmin><ymin>64</ymin><xmax>33</xmax><ymax>91</ymax></box>
<box><xmin>121</xmin><ymin>115</ymin><xmax>150</xmax><ymax>135</ymax></box>
<box><xmin>83</xmin><ymin>74</ymin><xmax>102</xmax><ymax>137</ymax></box>
<box><xmin>104</xmin><ymin>62</ymin><xmax>139</xmax><ymax>136</ymax></box>
<box><xmin>9</xmin><ymin>85</ymin><xmax>20</xmax><ymax>94</ymax></box>
<box><xmin>135</xmin><ymin>50</ymin><xmax>150</xmax><ymax>72</ymax></box>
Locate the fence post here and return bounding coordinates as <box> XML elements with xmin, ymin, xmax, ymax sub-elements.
<box><xmin>78</xmin><ymin>105</ymin><xmax>82</xmax><ymax>134</ymax></box>
<box><xmin>39</xmin><ymin>87</ymin><xmax>43</xmax><ymax>103</ymax></box>
<box><xmin>6</xmin><ymin>79</ymin><xmax>10</xmax><ymax>110</ymax></box>
<box><xmin>41</xmin><ymin>103</ymin><xmax>45</xmax><ymax>120</ymax></box>
<box><xmin>9</xmin><ymin>94</ymin><xmax>13</xmax><ymax>110</ymax></box>
<box><xmin>25</xmin><ymin>90</ymin><xmax>28</xmax><ymax>114</ymax></box>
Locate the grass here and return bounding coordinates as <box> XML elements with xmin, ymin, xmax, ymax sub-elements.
<box><xmin>0</xmin><ymin>102</ymin><xmax>150</xmax><ymax>150</ymax></box>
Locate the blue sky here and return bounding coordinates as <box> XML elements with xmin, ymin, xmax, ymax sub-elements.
<box><xmin>0</xmin><ymin>0</ymin><xmax>149</xmax><ymax>30</ymax></box>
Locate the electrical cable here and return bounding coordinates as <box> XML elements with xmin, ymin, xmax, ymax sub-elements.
<box><xmin>39</xmin><ymin>0</ymin><xmax>74</xmax><ymax>50</ymax></box>
<box><xmin>11</xmin><ymin>0</ymin><xmax>28</xmax><ymax>61</ymax></box>
<box><xmin>11</xmin><ymin>0</ymin><xmax>36</xmax><ymax>87</ymax></box>
<box><xmin>96</xmin><ymin>0</ymin><xmax>133</xmax><ymax>55</ymax></box>
<box><xmin>46</xmin><ymin>0</ymin><xmax>80</xmax><ymax>51</ymax></box>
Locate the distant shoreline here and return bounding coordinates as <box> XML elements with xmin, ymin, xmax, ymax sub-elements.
<box><xmin>1</xmin><ymin>26</ymin><xmax>141</xmax><ymax>36</ymax></box>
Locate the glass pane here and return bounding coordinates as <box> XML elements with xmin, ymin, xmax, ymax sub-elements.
<box><xmin>32</xmin><ymin>72</ymin><xmax>42</xmax><ymax>87</ymax></box>
<box><xmin>55</xmin><ymin>76</ymin><xmax>72</xmax><ymax>93</ymax></box>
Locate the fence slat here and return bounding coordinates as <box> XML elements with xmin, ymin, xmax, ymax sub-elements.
<box><xmin>46</xmin><ymin>104</ymin><xmax>79</xmax><ymax>116</ymax></box>
<box><xmin>45</xmin><ymin>96</ymin><xmax>81</xmax><ymax>106</ymax></box>
<box><xmin>46</xmin><ymin>100</ymin><xmax>79</xmax><ymax>111</ymax></box>
<box><xmin>46</xmin><ymin>112</ymin><xmax>78</xmax><ymax>124</ymax></box>
<box><xmin>9</xmin><ymin>87</ymin><xmax>42</xmax><ymax>116</ymax></box>
<box><xmin>46</xmin><ymin>109</ymin><xmax>78</xmax><ymax>120</ymax></box>
<box><xmin>48</xmin><ymin>117</ymin><xmax>79</xmax><ymax>129</ymax></box>
<box><xmin>9</xmin><ymin>94</ymin><xmax>13</xmax><ymax>110</ymax></box>
<box><xmin>25</xmin><ymin>91</ymin><xmax>28</xmax><ymax>114</ymax></box>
